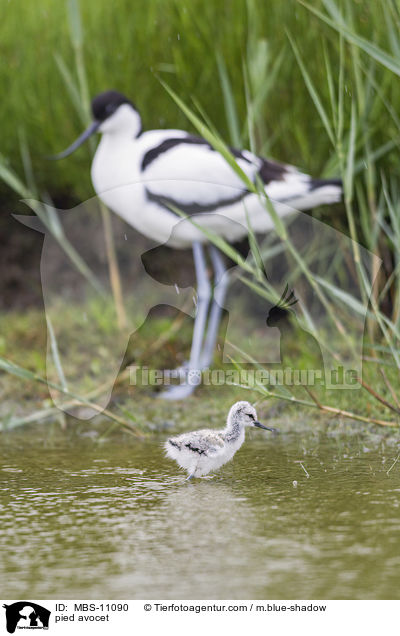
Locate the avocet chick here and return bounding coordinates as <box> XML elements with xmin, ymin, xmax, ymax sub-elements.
<box><xmin>164</xmin><ymin>401</ymin><xmax>277</xmax><ymax>480</ymax></box>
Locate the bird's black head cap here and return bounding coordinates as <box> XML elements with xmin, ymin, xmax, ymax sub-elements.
<box><xmin>91</xmin><ymin>90</ymin><xmax>135</xmax><ymax>121</ymax></box>
<box><xmin>49</xmin><ymin>90</ymin><xmax>137</xmax><ymax>160</ymax></box>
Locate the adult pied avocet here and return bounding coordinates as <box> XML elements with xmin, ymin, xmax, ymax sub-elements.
<box><xmin>53</xmin><ymin>90</ymin><xmax>342</xmax><ymax>399</ymax></box>
<box><xmin>165</xmin><ymin>400</ymin><xmax>277</xmax><ymax>479</ymax></box>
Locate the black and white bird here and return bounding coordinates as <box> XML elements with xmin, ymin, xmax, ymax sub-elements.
<box><xmin>164</xmin><ymin>400</ymin><xmax>276</xmax><ymax>480</ymax></box>
<box><xmin>53</xmin><ymin>90</ymin><xmax>342</xmax><ymax>399</ymax></box>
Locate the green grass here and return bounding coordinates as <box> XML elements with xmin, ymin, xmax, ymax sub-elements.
<box><xmin>1</xmin><ymin>0</ymin><xmax>400</xmax><ymax>201</ymax></box>
<box><xmin>0</xmin><ymin>298</ymin><xmax>398</xmax><ymax>433</ymax></box>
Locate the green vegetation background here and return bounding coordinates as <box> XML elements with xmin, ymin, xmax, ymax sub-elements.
<box><xmin>1</xmin><ymin>0</ymin><xmax>397</xmax><ymax>205</ymax></box>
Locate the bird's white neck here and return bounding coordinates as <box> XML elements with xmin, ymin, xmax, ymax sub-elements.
<box><xmin>98</xmin><ymin>104</ymin><xmax>142</xmax><ymax>138</ymax></box>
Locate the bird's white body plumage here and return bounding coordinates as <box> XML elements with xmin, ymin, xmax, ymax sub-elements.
<box><xmin>164</xmin><ymin>400</ymin><xmax>273</xmax><ymax>478</ymax></box>
<box><xmin>91</xmin><ymin>104</ymin><xmax>341</xmax><ymax>248</ymax></box>
<box><xmin>165</xmin><ymin>427</ymin><xmax>245</xmax><ymax>478</ymax></box>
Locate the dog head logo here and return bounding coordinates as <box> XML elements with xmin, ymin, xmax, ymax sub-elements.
<box><xmin>15</xmin><ymin>195</ymin><xmax>379</xmax><ymax>406</ymax></box>
<box><xmin>3</xmin><ymin>602</ymin><xmax>50</xmax><ymax>633</ymax></box>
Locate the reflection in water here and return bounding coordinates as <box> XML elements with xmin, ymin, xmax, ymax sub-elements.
<box><xmin>0</xmin><ymin>432</ymin><xmax>399</xmax><ymax>599</ymax></box>
<box><xmin>123</xmin><ymin>481</ymin><xmax>262</xmax><ymax>598</ymax></box>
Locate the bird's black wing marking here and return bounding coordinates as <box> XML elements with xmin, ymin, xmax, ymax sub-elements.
<box><xmin>145</xmin><ymin>187</ymin><xmax>250</xmax><ymax>215</ymax></box>
<box><xmin>142</xmin><ymin>136</ymin><xmax>207</xmax><ymax>171</ymax></box>
<box><xmin>309</xmin><ymin>177</ymin><xmax>343</xmax><ymax>190</ymax></box>
<box><xmin>184</xmin><ymin>442</ymin><xmax>207</xmax><ymax>455</ymax></box>
<box><xmin>141</xmin><ymin>134</ymin><xmax>255</xmax><ymax>172</ymax></box>
<box><xmin>258</xmin><ymin>158</ymin><xmax>287</xmax><ymax>184</ymax></box>
<box><xmin>169</xmin><ymin>439</ymin><xmax>181</xmax><ymax>450</ymax></box>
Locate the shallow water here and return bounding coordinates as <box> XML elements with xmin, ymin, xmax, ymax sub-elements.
<box><xmin>1</xmin><ymin>427</ymin><xmax>399</xmax><ymax>599</ymax></box>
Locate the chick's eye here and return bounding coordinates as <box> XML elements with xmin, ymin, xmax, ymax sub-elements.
<box><xmin>247</xmin><ymin>413</ymin><xmax>255</xmax><ymax>420</ymax></box>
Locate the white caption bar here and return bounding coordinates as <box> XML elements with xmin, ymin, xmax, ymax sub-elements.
<box><xmin>0</xmin><ymin>599</ymin><xmax>398</xmax><ymax>635</ymax></box>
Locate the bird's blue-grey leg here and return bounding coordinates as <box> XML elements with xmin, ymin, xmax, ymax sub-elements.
<box><xmin>160</xmin><ymin>241</ymin><xmax>211</xmax><ymax>399</ymax></box>
<box><xmin>186</xmin><ymin>459</ymin><xmax>199</xmax><ymax>480</ymax></box>
<box><xmin>188</xmin><ymin>241</ymin><xmax>212</xmax><ymax>370</ymax></box>
<box><xmin>200</xmin><ymin>246</ymin><xmax>229</xmax><ymax>368</ymax></box>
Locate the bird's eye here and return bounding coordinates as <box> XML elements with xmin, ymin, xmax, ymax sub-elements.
<box><xmin>247</xmin><ymin>413</ymin><xmax>255</xmax><ymax>420</ymax></box>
